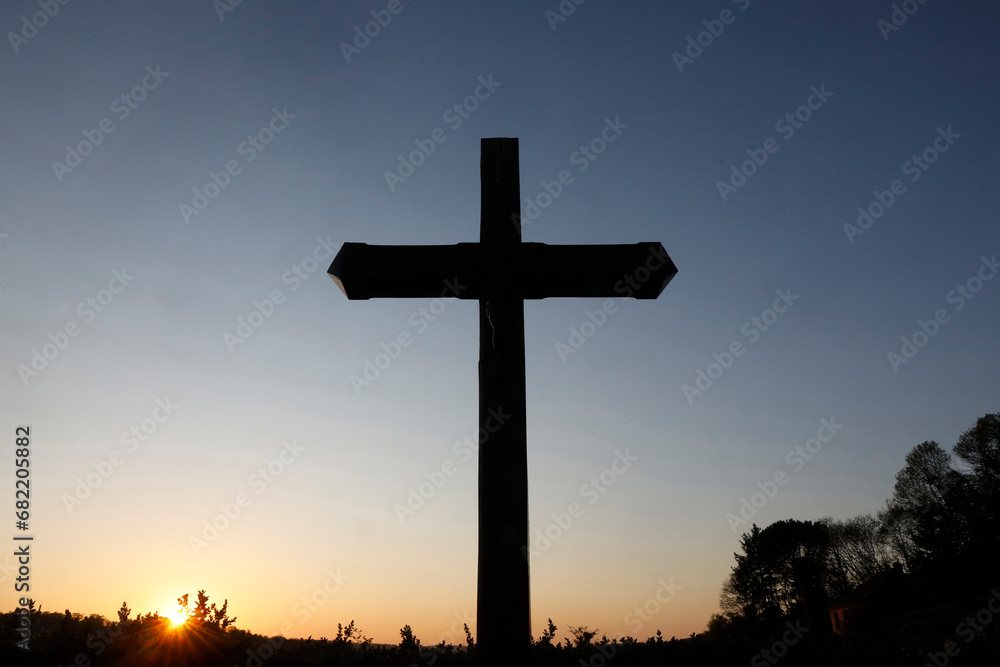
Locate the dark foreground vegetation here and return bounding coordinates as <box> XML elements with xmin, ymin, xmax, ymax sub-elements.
<box><xmin>3</xmin><ymin>414</ymin><xmax>997</xmax><ymax>666</ymax></box>
<box><xmin>2</xmin><ymin>605</ymin><xmax>998</xmax><ymax>667</ymax></box>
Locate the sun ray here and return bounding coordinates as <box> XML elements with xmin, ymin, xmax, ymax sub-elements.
<box><xmin>166</xmin><ymin>608</ymin><xmax>188</xmax><ymax>627</ymax></box>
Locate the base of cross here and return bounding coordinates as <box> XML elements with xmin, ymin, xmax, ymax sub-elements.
<box><xmin>328</xmin><ymin>138</ymin><xmax>677</xmax><ymax>666</ymax></box>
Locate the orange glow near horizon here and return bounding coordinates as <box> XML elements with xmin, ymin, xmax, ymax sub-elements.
<box><xmin>167</xmin><ymin>609</ymin><xmax>189</xmax><ymax>628</ymax></box>
<box><xmin>25</xmin><ymin>534</ymin><xmax>728</xmax><ymax>646</ymax></box>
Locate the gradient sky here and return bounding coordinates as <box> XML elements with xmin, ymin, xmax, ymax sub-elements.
<box><xmin>2</xmin><ymin>0</ymin><xmax>999</xmax><ymax>646</ymax></box>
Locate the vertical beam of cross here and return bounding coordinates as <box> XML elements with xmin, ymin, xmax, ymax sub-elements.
<box><xmin>327</xmin><ymin>138</ymin><xmax>678</xmax><ymax>666</ymax></box>
<box><xmin>476</xmin><ymin>138</ymin><xmax>530</xmax><ymax>664</ymax></box>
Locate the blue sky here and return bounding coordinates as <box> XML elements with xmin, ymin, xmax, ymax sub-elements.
<box><xmin>1</xmin><ymin>0</ymin><xmax>998</xmax><ymax>644</ymax></box>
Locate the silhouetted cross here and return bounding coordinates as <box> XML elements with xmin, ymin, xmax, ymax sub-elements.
<box><xmin>328</xmin><ymin>138</ymin><xmax>677</xmax><ymax>666</ymax></box>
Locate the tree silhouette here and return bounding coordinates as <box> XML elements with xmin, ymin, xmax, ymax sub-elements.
<box><xmin>954</xmin><ymin>412</ymin><xmax>1000</xmax><ymax>485</ymax></box>
<box><xmin>567</xmin><ymin>625</ymin><xmax>597</xmax><ymax>648</ymax></box>
<box><xmin>891</xmin><ymin>440</ymin><xmax>954</xmax><ymax>512</ymax></box>
<box><xmin>333</xmin><ymin>619</ymin><xmax>372</xmax><ymax>647</ymax></box>
<box><xmin>177</xmin><ymin>590</ymin><xmax>236</xmax><ymax>630</ymax></box>
<box><xmin>719</xmin><ymin>412</ymin><xmax>1000</xmax><ymax>642</ymax></box>
<box><xmin>722</xmin><ymin>519</ymin><xmax>835</xmax><ymax>631</ymax></box>
<box><xmin>721</xmin><ymin>524</ymin><xmax>782</xmax><ymax>621</ymax></box>
<box><xmin>953</xmin><ymin>413</ymin><xmax>1000</xmax><ymax>586</ymax></box>
<box><xmin>824</xmin><ymin>514</ymin><xmax>894</xmax><ymax>594</ymax></box>
<box><xmin>117</xmin><ymin>601</ymin><xmax>131</xmax><ymax>624</ymax></box>
<box><xmin>889</xmin><ymin>440</ymin><xmax>971</xmax><ymax>583</ymax></box>
<box><xmin>398</xmin><ymin>624</ymin><xmax>421</xmax><ymax>662</ymax></box>
<box><xmin>536</xmin><ymin>618</ymin><xmax>557</xmax><ymax>647</ymax></box>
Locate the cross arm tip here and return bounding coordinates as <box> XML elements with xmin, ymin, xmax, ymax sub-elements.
<box><xmin>328</xmin><ymin>242</ymin><xmax>369</xmax><ymax>300</ymax></box>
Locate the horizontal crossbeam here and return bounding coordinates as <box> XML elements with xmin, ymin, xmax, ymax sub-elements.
<box><xmin>328</xmin><ymin>241</ymin><xmax>677</xmax><ymax>300</ymax></box>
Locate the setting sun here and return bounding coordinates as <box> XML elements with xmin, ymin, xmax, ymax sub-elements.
<box><xmin>166</xmin><ymin>610</ymin><xmax>188</xmax><ymax>627</ymax></box>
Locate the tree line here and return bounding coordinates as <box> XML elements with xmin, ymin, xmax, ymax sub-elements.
<box><xmin>708</xmin><ymin>412</ymin><xmax>1000</xmax><ymax>661</ymax></box>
